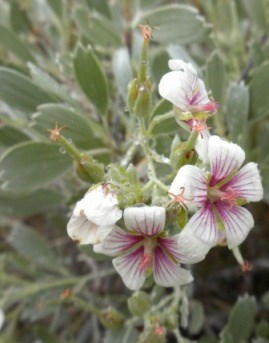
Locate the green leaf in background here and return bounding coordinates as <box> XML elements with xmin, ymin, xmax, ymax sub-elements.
<box><xmin>46</xmin><ymin>0</ymin><xmax>63</xmax><ymax>19</ymax></box>
<box><xmin>241</xmin><ymin>0</ymin><xmax>268</xmax><ymax>32</ymax></box>
<box><xmin>225</xmin><ymin>82</ymin><xmax>249</xmax><ymax>144</ymax></box>
<box><xmin>85</xmin><ymin>0</ymin><xmax>111</xmax><ymax>18</ymax></box>
<box><xmin>0</xmin><ymin>24</ymin><xmax>34</xmax><ymax>62</ymax></box>
<box><xmin>189</xmin><ymin>300</ymin><xmax>205</xmax><ymax>335</ymax></box>
<box><xmin>112</xmin><ymin>47</ymin><xmax>133</xmax><ymax>101</ymax></box>
<box><xmin>206</xmin><ymin>51</ymin><xmax>227</xmax><ymax>103</ymax></box>
<box><xmin>10</xmin><ymin>0</ymin><xmax>30</xmax><ymax>33</ymax></box>
<box><xmin>249</xmin><ymin>62</ymin><xmax>269</xmax><ymax>120</ymax></box>
<box><xmin>138</xmin><ymin>4</ymin><xmax>211</xmax><ymax>45</ymax></box>
<box><xmin>74</xmin><ymin>5</ymin><xmax>121</xmax><ymax>47</ymax></box>
<box><xmin>0</xmin><ymin>189</ymin><xmax>64</xmax><ymax>217</ymax></box>
<box><xmin>0</xmin><ymin>125</ymin><xmax>30</xmax><ymax>147</ymax></box>
<box><xmin>28</xmin><ymin>63</ymin><xmax>75</xmax><ymax>106</ymax></box>
<box><xmin>151</xmin><ymin>49</ymin><xmax>169</xmax><ymax>85</ymax></box>
<box><xmin>0</xmin><ymin>141</ymin><xmax>72</xmax><ymax>193</ymax></box>
<box><xmin>261</xmin><ymin>165</ymin><xmax>269</xmax><ymax>204</ymax></box>
<box><xmin>220</xmin><ymin>294</ymin><xmax>257</xmax><ymax>343</ymax></box>
<box><xmin>31</xmin><ymin>104</ymin><xmax>106</xmax><ymax>150</ymax></box>
<box><xmin>8</xmin><ymin>224</ymin><xmax>59</xmax><ymax>269</ymax></box>
<box><xmin>0</xmin><ymin>67</ymin><xmax>56</xmax><ymax>114</ymax></box>
<box><xmin>73</xmin><ymin>44</ymin><xmax>109</xmax><ymax>116</ymax></box>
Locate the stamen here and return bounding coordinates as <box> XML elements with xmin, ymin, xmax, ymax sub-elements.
<box><xmin>138</xmin><ymin>253</ymin><xmax>152</xmax><ymax>272</ymax></box>
<box><xmin>220</xmin><ymin>187</ymin><xmax>239</xmax><ymax>208</ymax></box>
<box><xmin>191</xmin><ymin>119</ymin><xmax>209</xmax><ymax>137</ymax></box>
<box><xmin>168</xmin><ymin>187</ymin><xmax>193</xmax><ymax>210</ymax></box>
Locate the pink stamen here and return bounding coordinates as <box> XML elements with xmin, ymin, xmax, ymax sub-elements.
<box><xmin>188</xmin><ymin>99</ymin><xmax>218</xmax><ymax>114</ymax></box>
<box><xmin>138</xmin><ymin>253</ymin><xmax>152</xmax><ymax>272</ymax></box>
<box><xmin>220</xmin><ymin>187</ymin><xmax>239</xmax><ymax>208</ymax></box>
<box><xmin>168</xmin><ymin>187</ymin><xmax>193</xmax><ymax>210</ymax></box>
<box><xmin>191</xmin><ymin>119</ymin><xmax>208</xmax><ymax>135</ymax></box>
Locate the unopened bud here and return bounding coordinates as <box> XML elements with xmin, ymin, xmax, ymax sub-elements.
<box><xmin>134</xmin><ymin>81</ymin><xmax>152</xmax><ymax>118</ymax></box>
<box><xmin>138</xmin><ymin>326</ymin><xmax>166</xmax><ymax>343</ymax></box>
<box><xmin>128</xmin><ymin>291</ymin><xmax>151</xmax><ymax>317</ymax></box>
<box><xmin>99</xmin><ymin>307</ymin><xmax>124</xmax><ymax>331</ymax></box>
<box><xmin>75</xmin><ymin>154</ymin><xmax>104</xmax><ymax>183</ymax></box>
<box><xmin>127</xmin><ymin>78</ymin><xmax>139</xmax><ymax>113</ymax></box>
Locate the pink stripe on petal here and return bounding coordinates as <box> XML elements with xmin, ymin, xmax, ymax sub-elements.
<box><xmin>158</xmin><ymin>236</ymin><xmax>185</xmax><ymax>262</ymax></box>
<box><xmin>216</xmin><ymin>202</ymin><xmax>254</xmax><ymax>249</ymax></box>
<box><xmin>221</xmin><ymin>163</ymin><xmax>263</xmax><ymax>202</ymax></box>
<box><xmin>186</xmin><ymin>202</ymin><xmax>219</xmax><ymax>245</ymax></box>
<box><xmin>112</xmin><ymin>246</ymin><xmax>146</xmax><ymax>291</ymax></box>
<box><xmin>103</xmin><ymin>226</ymin><xmax>143</xmax><ymax>256</ymax></box>
<box><xmin>208</xmin><ymin>136</ymin><xmax>245</xmax><ymax>185</ymax></box>
<box><xmin>153</xmin><ymin>246</ymin><xmax>193</xmax><ymax>287</ymax></box>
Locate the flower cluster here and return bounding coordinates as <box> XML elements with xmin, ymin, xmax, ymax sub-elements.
<box><xmin>67</xmin><ymin>59</ymin><xmax>263</xmax><ymax>291</ymax></box>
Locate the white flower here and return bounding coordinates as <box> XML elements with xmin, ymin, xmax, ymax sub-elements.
<box><xmin>158</xmin><ymin>59</ymin><xmax>216</xmax><ymax>114</ymax></box>
<box><xmin>67</xmin><ymin>185</ymin><xmax>122</xmax><ymax>245</ymax></box>
<box><xmin>0</xmin><ymin>308</ymin><xmax>4</xmax><ymax>330</ymax></box>
<box><xmin>96</xmin><ymin>206</ymin><xmax>210</xmax><ymax>290</ymax></box>
<box><xmin>169</xmin><ymin>136</ymin><xmax>263</xmax><ymax>249</ymax></box>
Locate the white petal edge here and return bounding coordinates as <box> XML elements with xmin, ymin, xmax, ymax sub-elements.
<box><xmin>176</xmin><ymin>229</ymin><xmax>212</xmax><ymax>263</ymax></box>
<box><xmin>158</xmin><ymin>71</ymin><xmax>190</xmax><ymax>111</ymax></box>
<box><xmin>208</xmin><ymin>136</ymin><xmax>245</xmax><ymax>185</ymax></box>
<box><xmin>124</xmin><ymin>206</ymin><xmax>165</xmax><ymax>236</ymax></box>
<box><xmin>0</xmin><ymin>308</ymin><xmax>4</xmax><ymax>330</ymax></box>
<box><xmin>153</xmin><ymin>246</ymin><xmax>193</xmax><ymax>287</ymax></box>
<box><xmin>112</xmin><ymin>246</ymin><xmax>146</xmax><ymax>291</ymax></box>
<box><xmin>195</xmin><ymin>129</ymin><xmax>210</xmax><ymax>165</ymax></box>
<box><xmin>222</xmin><ymin>162</ymin><xmax>263</xmax><ymax>202</ymax></box>
<box><xmin>185</xmin><ymin>203</ymin><xmax>220</xmax><ymax>245</ymax></box>
<box><xmin>217</xmin><ymin>204</ymin><xmax>254</xmax><ymax>249</ymax></box>
<box><xmin>169</xmin><ymin>165</ymin><xmax>207</xmax><ymax>208</ymax></box>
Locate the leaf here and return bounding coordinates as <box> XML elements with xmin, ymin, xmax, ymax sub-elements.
<box><xmin>8</xmin><ymin>224</ymin><xmax>58</xmax><ymax>269</ymax></box>
<box><xmin>0</xmin><ymin>141</ymin><xmax>72</xmax><ymax>193</ymax></box>
<box><xmin>206</xmin><ymin>51</ymin><xmax>227</xmax><ymax>103</ymax></box>
<box><xmin>241</xmin><ymin>0</ymin><xmax>268</xmax><ymax>31</ymax></box>
<box><xmin>73</xmin><ymin>44</ymin><xmax>109</xmax><ymax>116</ymax></box>
<box><xmin>0</xmin><ymin>125</ymin><xmax>30</xmax><ymax>147</ymax></box>
<box><xmin>220</xmin><ymin>294</ymin><xmax>257</xmax><ymax>343</ymax></box>
<box><xmin>10</xmin><ymin>0</ymin><xmax>30</xmax><ymax>33</ymax></box>
<box><xmin>31</xmin><ymin>104</ymin><xmax>106</xmax><ymax>150</ymax></box>
<box><xmin>28</xmin><ymin>63</ymin><xmax>75</xmax><ymax>105</ymax></box>
<box><xmin>225</xmin><ymin>82</ymin><xmax>249</xmax><ymax>144</ymax></box>
<box><xmin>151</xmin><ymin>49</ymin><xmax>169</xmax><ymax>85</ymax></box>
<box><xmin>0</xmin><ymin>189</ymin><xmax>64</xmax><ymax>217</ymax></box>
<box><xmin>112</xmin><ymin>47</ymin><xmax>133</xmax><ymax>101</ymax></box>
<box><xmin>0</xmin><ymin>67</ymin><xmax>56</xmax><ymax>114</ymax></box>
<box><xmin>249</xmin><ymin>62</ymin><xmax>269</xmax><ymax>120</ymax></box>
<box><xmin>85</xmin><ymin>0</ymin><xmax>111</xmax><ymax>18</ymax></box>
<box><xmin>47</xmin><ymin>0</ymin><xmax>63</xmax><ymax>19</ymax></box>
<box><xmin>0</xmin><ymin>24</ymin><xmax>34</xmax><ymax>62</ymax></box>
<box><xmin>74</xmin><ymin>6</ymin><xmax>121</xmax><ymax>47</ymax></box>
<box><xmin>261</xmin><ymin>165</ymin><xmax>269</xmax><ymax>204</ymax></box>
<box><xmin>138</xmin><ymin>4</ymin><xmax>211</xmax><ymax>45</ymax></box>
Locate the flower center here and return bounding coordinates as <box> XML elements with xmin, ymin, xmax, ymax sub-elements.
<box><xmin>138</xmin><ymin>237</ymin><xmax>157</xmax><ymax>272</ymax></box>
<box><xmin>207</xmin><ymin>187</ymin><xmax>238</xmax><ymax>207</ymax></box>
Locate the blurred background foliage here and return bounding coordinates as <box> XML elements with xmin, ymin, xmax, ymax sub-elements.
<box><xmin>0</xmin><ymin>0</ymin><xmax>269</xmax><ymax>342</ymax></box>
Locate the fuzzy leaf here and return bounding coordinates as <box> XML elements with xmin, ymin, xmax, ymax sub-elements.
<box><xmin>0</xmin><ymin>125</ymin><xmax>30</xmax><ymax>147</ymax></box>
<box><xmin>0</xmin><ymin>67</ymin><xmax>56</xmax><ymax>114</ymax></box>
<box><xmin>138</xmin><ymin>4</ymin><xmax>211</xmax><ymax>45</ymax></box>
<box><xmin>73</xmin><ymin>44</ymin><xmax>109</xmax><ymax>115</ymax></box>
<box><xmin>0</xmin><ymin>142</ymin><xmax>72</xmax><ymax>193</ymax></box>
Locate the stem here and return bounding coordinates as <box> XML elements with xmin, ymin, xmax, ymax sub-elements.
<box><xmin>58</xmin><ymin>135</ymin><xmax>81</xmax><ymax>162</ymax></box>
<box><xmin>138</xmin><ymin>40</ymin><xmax>148</xmax><ymax>83</ymax></box>
<box><xmin>147</xmin><ymin>111</ymin><xmax>174</xmax><ymax>135</ymax></box>
<box><xmin>71</xmin><ymin>295</ymin><xmax>101</xmax><ymax>317</ymax></box>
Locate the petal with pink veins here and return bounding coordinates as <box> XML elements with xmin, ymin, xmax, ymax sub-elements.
<box><xmin>124</xmin><ymin>206</ymin><xmax>165</xmax><ymax>236</ymax></box>
<box><xmin>153</xmin><ymin>246</ymin><xmax>193</xmax><ymax>287</ymax></box>
<box><xmin>112</xmin><ymin>246</ymin><xmax>147</xmax><ymax>290</ymax></box>
<box><xmin>169</xmin><ymin>165</ymin><xmax>207</xmax><ymax>208</ymax></box>
<box><xmin>221</xmin><ymin>162</ymin><xmax>263</xmax><ymax>202</ymax></box>
<box><xmin>185</xmin><ymin>202</ymin><xmax>220</xmax><ymax>245</ymax></box>
<box><xmin>101</xmin><ymin>226</ymin><xmax>143</xmax><ymax>256</ymax></box>
<box><xmin>216</xmin><ymin>202</ymin><xmax>254</xmax><ymax>249</ymax></box>
<box><xmin>208</xmin><ymin>136</ymin><xmax>245</xmax><ymax>186</ymax></box>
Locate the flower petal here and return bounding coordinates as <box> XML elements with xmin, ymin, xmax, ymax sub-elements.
<box><xmin>208</xmin><ymin>136</ymin><xmax>245</xmax><ymax>185</ymax></box>
<box><xmin>112</xmin><ymin>246</ymin><xmax>147</xmax><ymax>291</ymax></box>
<box><xmin>153</xmin><ymin>246</ymin><xmax>193</xmax><ymax>287</ymax></box>
<box><xmin>67</xmin><ymin>214</ymin><xmax>99</xmax><ymax>245</ymax></box>
<box><xmin>124</xmin><ymin>206</ymin><xmax>165</xmax><ymax>236</ymax></box>
<box><xmin>195</xmin><ymin>128</ymin><xmax>210</xmax><ymax>165</ymax></box>
<box><xmin>185</xmin><ymin>203</ymin><xmax>220</xmax><ymax>245</ymax></box>
<box><xmin>169</xmin><ymin>165</ymin><xmax>207</xmax><ymax>208</ymax></box>
<box><xmin>158</xmin><ymin>70</ymin><xmax>191</xmax><ymax>111</ymax></box>
<box><xmin>216</xmin><ymin>203</ymin><xmax>254</xmax><ymax>249</ymax></box>
<box><xmin>101</xmin><ymin>226</ymin><xmax>143</xmax><ymax>256</ymax></box>
<box><xmin>168</xmin><ymin>59</ymin><xmax>198</xmax><ymax>75</ymax></box>
<box><xmin>82</xmin><ymin>186</ymin><xmax>122</xmax><ymax>226</ymax></box>
<box><xmin>221</xmin><ymin>162</ymin><xmax>263</xmax><ymax>202</ymax></box>
<box><xmin>176</xmin><ymin>229</ymin><xmax>211</xmax><ymax>263</ymax></box>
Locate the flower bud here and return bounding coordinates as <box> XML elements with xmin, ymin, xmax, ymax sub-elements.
<box><xmin>127</xmin><ymin>78</ymin><xmax>139</xmax><ymax>113</ymax></box>
<box><xmin>99</xmin><ymin>307</ymin><xmax>124</xmax><ymax>331</ymax></box>
<box><xmin>134</xmin><ymin>82</ymin><xmax>152</xmax><ymax>118</ymax></box>
<box><xmin>75</xmin><ymin>154</ymin><xmax>104</xmax><ymax>183</ymax></box>
<box><xmin>128</xmin><ymin>291</ymin><xmax>151</xmax><ymax>317</ymax></box>
<box><xmin>137</xmin><ymin>326</ymin><xmax>166</xmax><ymax>343</ymax></box>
